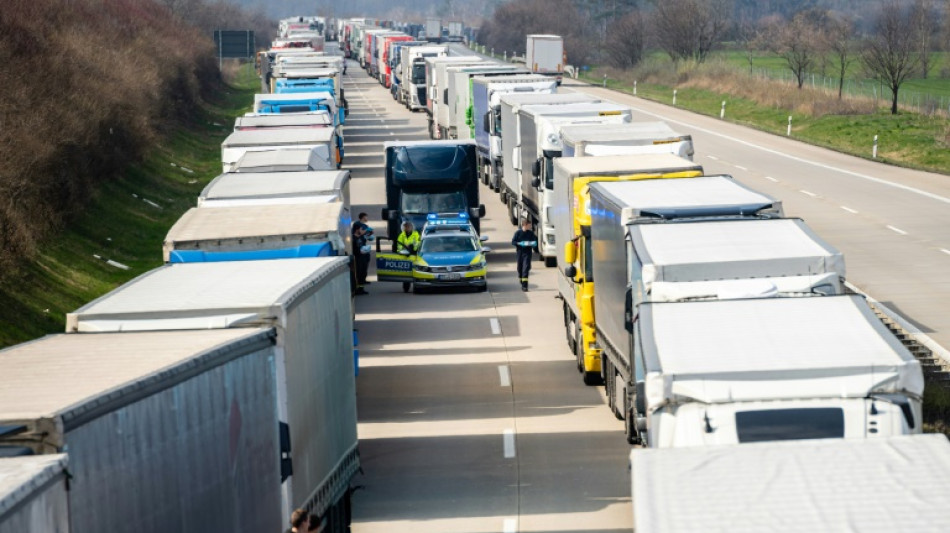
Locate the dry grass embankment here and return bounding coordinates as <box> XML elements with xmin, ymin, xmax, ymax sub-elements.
<box><xmin>0</xmin><ymin>0</ymin><xmax>218</xmax><ymax>277</ymax></box>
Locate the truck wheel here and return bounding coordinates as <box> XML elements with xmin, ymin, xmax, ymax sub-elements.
<box><xmin>604</xmin><ymin>359</ymin><xmax>616</xmax><ymax>412</ymax></box>
<box><xmin>544</xmin><ymin>256</ymin><xmax>557</xmax><ymax>268</ymax></box>
<box><xmin>500</xmin><ymin>189</ymin><xmax>508</xmax><ymax>205</ymax></box>
<box><xmin>507</xmin><ymin>198</ymin><xmax>519</xmax><ymax>226</ymax></box>
<box><xmin>624</xmin><ymin>394</ymin><xmax>641</xmax><ymax>445</ymax></box>
<box><xmin>583</xmin><ymin>370</ymin><xmax>603</xmax><ymax>386</ymax></box>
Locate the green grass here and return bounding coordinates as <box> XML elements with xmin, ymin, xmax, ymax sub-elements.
<box><xmin>582</xmin><ymin>70</ymin><xmax>950</xmax><ymax>175</ymax></box>
<box><xmin>0</xmin><ymin>63</ymin><xmax>259</xmax><ymax>347</ymax></box>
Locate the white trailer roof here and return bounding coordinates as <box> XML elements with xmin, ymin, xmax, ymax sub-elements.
<box><xmin>232</xmin><ymin>147</ymin><xmax>333</xmax><ymax>172</ymax></box>
<box><xmin>235</xmin><ymin>113</ymin><xmax>332</xmax><ymax>129</ymax></box>
<box><xmin>556</xmin><ymin>153</ymin><xmax>701</xmax><ymax>176</ymax></box>
<box><xmin>66</xmin><ymin>257</ymin><xmax>349</xmax><ymax>332</ymax></box>
<box><xmin>591</xmin><ymin>175</ymin><xmax>785</xmax><ymax>222</ymax></box>
<box><xmin>0</xmin><ymin>454</ymin><xmax>67</xmax><ymax>516</ymax></box>
<box><xmin>0</xmin><ymin>330</ymin><xmax>272</xmax><ymax>421</ymax></box>
<box><xmin>222</xmin><ymin>128</ymin><xmax>333</xmax><ymax>148</ymax></box>
<box><xmin>560</xmin><ymin>121</ymin><xmax>682</xmax><ymax>143</ymax></box>
<box><xmin>639</xmin><ymin>295</ymin><xmax>923</xmax><ymax>403</ymax></box>
<box><xmin>521</xmin><ymin>101</ymin><xmax>628</xmax><ymax>118</ymax></box>
<box><xmin>498</xmin><ymin>92</ymin><xmax>597</xmax><ymax>108</ymax></box>
<box><xmin>200</xmin><ymin>170</ymin><xmax>349</xmax><ymax>202</ymax></box>
<box><xmin>632</xmin><ymin>434</ymin><xmax>950</xmax><ymax>533</ymax></box>
<box><xmin>472</xmin><ymin>74</ymin><xmax>550</xmax><ymax>85</ymax></box>
<box><xmin>633</xmin><ymin>218</ymin><xmax>844</xmax><ymax>284</ymax></box>
<box><xmin>165</xmin><ymin>203</ymin><xmax>343</xmax><ymax>251</ymax></box>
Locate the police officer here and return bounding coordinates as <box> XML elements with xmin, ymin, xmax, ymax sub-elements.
<box><xmin>394</xmin><ymin>221</ymin><xmax>420</xmax><ymax>293</ymax></box>
<box><xmin>511</xmin><ymin>219</ymin><xmax>538</xmax><ymax>292</ymax></box>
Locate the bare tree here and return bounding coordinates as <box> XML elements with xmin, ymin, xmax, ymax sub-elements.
<box><xmin>734</xmin><ymin>17</ymin><xmax>764</xmax><ymax>75</ymax></box>
<box><xmin>651</xmin><ymin>0</ymin><xmax>733</xmax><ymax>64</ymax></box>
<box><xmin>824</xmin><ymin>14</ymin><xmax>856</xmax><ymax>98</ymax></box>
<box><xmin>766</xmin><ymin>10</ymin><xmax>826</xmax><ymax>89</ymax></box>
<box><xmin>862</xmin><ymin>0</ymin><xmax>922</xmax><ymax>114</ymax></box>
<box><xmin>605</xmin><ymin>9</ymin><xmax>645</xmax><ymax>69</ymax></box>
<box><xmin>911</xmin><ymin>0</ymin><xmax>936</xmax><ymax>78</ymax></box>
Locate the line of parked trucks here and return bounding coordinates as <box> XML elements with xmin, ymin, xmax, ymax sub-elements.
<box><xmin>0</xmin><ymin>17</ymin><xmax>363</xmax><ymax>533</ymax></box>
<box><xmin>341</xmin><ymin>25</ymin><xmax>950</xmax><ymax>531</ymax></box>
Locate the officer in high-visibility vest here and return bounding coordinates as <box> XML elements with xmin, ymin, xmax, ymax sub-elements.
<box><xmin>394</xmin><ymin>221</ymin><xmax>421</xmax><ymax>293</ymax></box>
<box><xmin>394</xmin><ymin>221</ymin><xmax>421</xmax><ymax>255</ymax></box>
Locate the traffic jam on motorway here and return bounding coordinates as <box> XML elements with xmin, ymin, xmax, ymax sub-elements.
<box><xmin>2</xmin><ymin>13</ymin><xmax>950</xmax><ymax>533</ymax></box>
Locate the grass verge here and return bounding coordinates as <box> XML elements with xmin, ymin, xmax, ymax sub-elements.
<box><xmin>0</xmin><ymin>63</ymin><xmax>258</xmax><ymax>347</ymax></box>
<box><xmin>580</xmin><ymin>68</ymin><xmax>950</xmax><ymax>175</ymax></box>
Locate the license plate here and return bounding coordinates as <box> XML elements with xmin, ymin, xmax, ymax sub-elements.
<box><xmin>437</xmin><ymin>273</ymin><xmax>461</xmax><ymax>281</ymax></box>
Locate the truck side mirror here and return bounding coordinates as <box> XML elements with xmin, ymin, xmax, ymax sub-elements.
<box><xmin>482</xmin><ymin>112</ymin><xmax>490</xmax><ymax>133</ymax></box>
<box><xmin>531</xmin><ymin>177</ymin><xmax>541</xmax><ymax>188</ymax></box>
<box><xmin>624</xmin><ymin>288</ymin><xmax>634</xmax><ymax>333</ymax></box>
<box><xmin>564</xmin><ymin>265</ymin><xmax>577</xmax><ymax>278</ymax></box>
<box><xmin>531</xmin><ymin>159</ymin><xmax>541</xmax><ymax>178</ymax></box>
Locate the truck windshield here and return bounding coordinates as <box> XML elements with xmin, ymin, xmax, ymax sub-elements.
<box><xmin>420</xmin><ymin>235</ymin><xmax>478</xmax><ymax>253</ymax></box>
<box><xmin>735</xmin><ymin>407</ymin><xmax>844</xmax><ymax>443</ymax></box>
<box><xmin>412</xmin><ymin>64</ymin><xmax>426</xmax><ymax>84</ymax></box>
<box><xmin>400</xmin><ymin>191</ymin><xmax>467</xmax><ymax>214</ymax></box>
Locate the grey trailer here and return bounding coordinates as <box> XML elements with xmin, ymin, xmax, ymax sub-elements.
<box><xmin>0</xmin><ymin>329</ymin><xmax>282</xmax><ymax>533</ymax></box>
<box><xmin>199</xmin><ymin>170</ymin><xmax>351</xmax><ymax>208</ymax></box>
<box><xmin>65</xmin><ymin>258</ymin><xmax>358</xmax><ymax>529</ymax></box>
<box><xmin>0</xmin><ymin>454</ymin><xmax>69</xmax><ymax>533</ymax></box>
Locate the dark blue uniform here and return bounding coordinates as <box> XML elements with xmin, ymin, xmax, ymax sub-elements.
<box><xmin>511</xmin><ymin>228</ymin><xmax>538</xmax><ymax>291</ymax></box>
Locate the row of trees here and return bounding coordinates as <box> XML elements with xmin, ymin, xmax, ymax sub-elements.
<box><xmin>478</xmin><ymin>0</ymin><xmax>950</xmax><ymax>115</ymax></box>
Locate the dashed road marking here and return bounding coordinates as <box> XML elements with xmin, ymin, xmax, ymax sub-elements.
<box><xmin>887</xmin><ymin>225</ymin><xmax>908</xmax><ymax>235</ymax></box>
<box><xmin>706</xmin><ymin>155</ymin><xmax>719</xmax><ymax>160</ymax></box>
<box><xmin>764</xmin><ymin>176</ymin><xmax>779</xmax><ymax>182</ymax></box>
<box><xmin>490</xmin><ymin>318</ymin><xmax>501</xmax><ymax>335</ymax></box>
<box><xmin>503</xmin><ymin>429</ymin><xmax>516</xmax><ymax>458</ymax></box>
<box><xmin>941</xmin><ymin>249</ymin><xmax>950</xmax><ymax>256</ymax></box>
<box><xmin>799</xmin><ymin>190</ymin><xmax>818</xmax><ymax>197</ymax></box>
<box><xmin>734</xmin><ymin>165</ymin><xmax>748</xmax><ymax>171</ymax></box>
<box><xmin>840</xmin><ymin>206</ymin><xmax>859</xmax><ymax>214</ymax></box>
<box><xmin>498</xmin><ymin>365</ymin><xmax>511</xmax><ymax>387</ymax></box>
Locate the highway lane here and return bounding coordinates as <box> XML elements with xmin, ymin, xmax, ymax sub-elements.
<box><xmin>558</xmin><ymin>79</ymin><xmax>950</xmax><ymax>352</ymax></box>
<box><xmin>343</xmin><ymin>61</ymin><xmax>633</xmax><ymax>532</ymax></box>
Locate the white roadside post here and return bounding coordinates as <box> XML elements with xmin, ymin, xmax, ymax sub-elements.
<box><xmin>720</xmin><ymin>100</ymin><xmax>726</xmax><ymax>119</ymax></box>
<box><xmin>633</xmin><ymin>80</ymin><xmax>637</xmax><ymax>95</ymax></box>
<box><xmin>873</xmin><ymin>135</ymin><xmax>879</xmax><ymax>158</ymax></box>
<box><xmin>603</xmin><ymin>74</ymin><xmax>607</xmax><ymax>88</ymax></box>
<box><xmin>787</xmin><ymin>115</ymin><xmax>792</xmax><ymax>136</ymax></box>
<box><xmin>673</xmin><ymin>89</ymin><xmax>677</xmax><ymax>106</ymax></box>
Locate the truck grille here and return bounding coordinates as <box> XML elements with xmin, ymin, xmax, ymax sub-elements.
<box><xmin>417</xmin><ymin>87</ymin><xmax>427</xmax><ymax>106</ymax></box>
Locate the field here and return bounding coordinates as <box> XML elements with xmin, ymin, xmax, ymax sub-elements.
<box><xmin>0</xmin><ymin>64</ymin><xmax>259</xmax><ymax>347</ymax></box>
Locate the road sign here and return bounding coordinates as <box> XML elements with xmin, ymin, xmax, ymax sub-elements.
<box><xmin>213</xmin><ymin>30</ymin><xmax>255</xmax><ymax>59</ymax></box>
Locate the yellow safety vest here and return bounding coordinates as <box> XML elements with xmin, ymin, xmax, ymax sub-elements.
<box><xmin>397</xmin><ymin>231</ymin><xmax>420</xmax><ymax>253</ymax></box>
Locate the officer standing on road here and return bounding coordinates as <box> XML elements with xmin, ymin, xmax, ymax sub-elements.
<box><xmin>511</xmin><ymin>219</ymin><xmax>538</xmax><ymax>291</ymax></box>
<box><xmin>352</xmin><ymin>223</ymin><xmax>371</xmax><ymax>295</ymax></box>
<box><xmin>394</xmin><ymin>221</ymin><xmax>421</xmax><ymax>293</ymax></box>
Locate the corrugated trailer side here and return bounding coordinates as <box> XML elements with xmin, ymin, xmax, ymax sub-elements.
<box><xmin>0</xmin><ymin>455</ymin><xmax>69</xmax><ymax>533</ymax></box>
<box><xmin>64</xmin><ymin>258</ymin><xmax>359</xmax><ymax>526</ymax></box>
<box><xmin>0</xmin><ymin>329</ymin><xmax>281</xmax><ymax>533</ymax></box>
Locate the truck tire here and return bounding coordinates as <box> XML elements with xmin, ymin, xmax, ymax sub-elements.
<box><xmin>604</xmin><ymin>358</ymin><xmax>616</xmax><ymax>412</ymax></box>
<box><xmin>574</xmin><ymin>331</ymin><xmax>584</xmax><ymax>373</ymax></box>
<box><xmin>544</xmin><ymin>256</ymin><xmax>557</xmax><ymax>268</ymax></box>
<box><xmin>500</xmin><ymin>189</ymin><xmax>508</xmax><ymax>205</ymax></box>
<box><xmin>624</xmin><ymin>394</ymin><xmax>641</xmax><ymax>445</ymax></box>
<box><xmin>583</xmin><ymin>369</ymin><xmax>602</xmax><ymax>386</ymax></box>
<box><xmin>507</xmin><ymin>197</ymin><xmax>519</xmax><ymax>226</ymax></box>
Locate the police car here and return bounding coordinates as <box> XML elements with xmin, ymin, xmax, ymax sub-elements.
<box><xmin>412</xmin><ymin>227</ymin><xmax>490</xmax><ymax>292</ymax></box>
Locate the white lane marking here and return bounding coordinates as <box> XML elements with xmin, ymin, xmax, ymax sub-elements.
<box><xmin>490</xmin><ymin>318</ymin><xmax>501</xmax><ymax>335</ymax></box>
<box><xmin>503</xmin><ymin>518</ymin><xmax>518</xmax><ymax>533</ymax></box>
<box><xmin>706</xmin><ymin>155</ymin><xmax>719</xmax><ymax>160</ymax></box>
<box><xmin>887</xmin><ymin>225</ymin><xmax>908</xmax><ymax>235</ymax></box>
<box><xmin>840</xmin><ymin>206</ymin><xmax>859</xmax><ymax>214</ymax></box>
<box><xmin>764</xmin><ymin>176</ymin><xmax>779</xmax><ymax>182</ymax></box>
<box><xmin>626</xmin><ymin>107</ymin><xmax>950</xmax><ymax>206</ymax></box>
<box><xmin>734</xmin><ymin>165</ymin><xmax>748</xmax><ymax>171</ymax></box>
<box><xmin>503</xmin><ymin>429</ymin><xmax>516</xmax><ymax>458</ymax></box>
<box><xmin>498</xmin><ymin>365</ymin><xmax>511</xmax><ymax>387</ymax></box>
<box><xmin>799</xmin><ymin>189</ymin><xmax>818</xmax><ymax>197</ymax></box>
<box><xmin>941</xmin><ymin>249</ymin><xmax>950</xmax><ymax>256</ymax></box>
